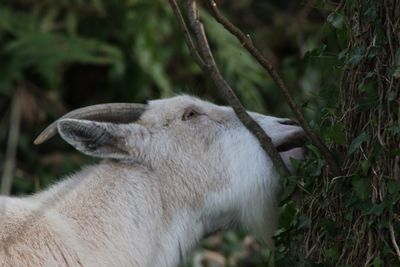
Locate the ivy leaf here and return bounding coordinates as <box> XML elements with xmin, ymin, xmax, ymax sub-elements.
<box><xmin>389</xmin><ymin>124</ymin><xmax>400</xmax><ymax>135</ymax></box>
<box><xmin>308</xmin><ymin>158</ymin><xmax>326</xmax><ymax>177</ymax></box>
<box><xmin>280</xmin><ymin>176</ymin><xmax>298</xmax><ymax>201</ymax></box>
<box><xmin>352</xmin><ymin>176</ymin><xmax>371</xmax><ymax>201</ymax></box>
<box><xmin>373</xmin><ymin>255</ymin><xmax>383</xmax><ymax>267</ymax></box>
<box><xmin>366</xmin><ymin>202</ymin><xmax>386</xmax><ymax>216</ymax></box>
<box><xmin>348</xmin><ymin>47</ymin><xmax>365</xmax><ymax>65</ymax></box>
<box><xmin>297</xmin><ymin>214</ymin><xmax>311</xmax><ymax>229</ymax></box>
<box><xmin>387</xmin><ymin>180</ymin><xmax>400</xmax><ymax>195</ymax></box>
<box><xmin>279</xmin><ymin>202</ymin><xmax>297</xmax><ymax>229</ymax></box>
<box><xmin>323</xmin><ymin>122</ymin><xmax>346</xmax><ymax>145</ymax></box>
<box><xmin>320</xmin><ymin>219</ymin><xmax>339</xmax><ymax>237</ymax></box>
<box><xmin>326</xmin><ymin>247</ymin><xmax>339</xmax><ymax>261</ymax></box>
<box><xmin>361</xmin><ymin>160</ymin><xmax>371</xmax><ymax>174</ymax></box>
<box><xmin>348</xmin><ymin>132</ymin><xmax>368</xmax><ymax>155</ymax></box>
<box><xmin>327</xmin><ymin>13</ymin><xmax>344</xmax><ymax>29</ymax></box>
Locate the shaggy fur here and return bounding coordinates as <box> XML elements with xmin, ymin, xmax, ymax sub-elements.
<box><xmin>0</xmin><ymin>95</ymin><xmax>305</xmax><ymax>267</ymax></box>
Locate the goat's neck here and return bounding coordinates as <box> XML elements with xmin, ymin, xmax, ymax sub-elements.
<box><xmin>37</xmin><ymin>161</ymin><xmax>220</xmax><ymax>267</ymax></box>
<box><xmin>148</xmin><ymin>160</ymin><xmax>232</xmax><ymax>266</ymax></box>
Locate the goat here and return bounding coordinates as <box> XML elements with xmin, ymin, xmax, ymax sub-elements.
<box><xmin>0</xmin><ymin>95</ymin><xmax>306</xmax><ymax>267</ymax></box>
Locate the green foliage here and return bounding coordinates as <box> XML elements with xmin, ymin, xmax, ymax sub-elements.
<box><xmin>0</xmin><ymin>6</ymin><xmax>122</xmax><ymax>91</ymax></box>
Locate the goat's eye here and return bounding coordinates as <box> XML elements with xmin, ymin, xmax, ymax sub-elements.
<box><xmin>182</xmin><ymin>108</ymin><xmax>199</xmax><ymax>121</ymax></box>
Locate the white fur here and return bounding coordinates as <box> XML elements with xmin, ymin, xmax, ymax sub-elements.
<box><xmin>0</xmin><ymin>95</ymin><xmax>305</xmax><ymax>266</ymax></box>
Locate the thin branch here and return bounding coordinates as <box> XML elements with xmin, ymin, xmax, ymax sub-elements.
<box><xmin>204</xmin><ymin>0</ymin><xmax>342</xmax><ymax>177</ymax></box>
<box><xmin>169</xmin><ymin>0</ymin><xmax>290</xmax><ymax>176</ymax></box>
<box><xmin>389</xmin><ymin>222</ymin><xmax>400</xmax><ymax>262</ymax></box>
<box><xmin>1</xmin><ymin>89</ymin><xmax>22</xmax><ymax>195</ymax></box>
<box><xmin>168</xmin><ymin>0</ymin><xmax>206</xmax><ymax>69</ymax></box>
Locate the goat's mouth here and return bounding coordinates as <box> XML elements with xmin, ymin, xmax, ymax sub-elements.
<box><xmin>275</xmin><ymin>132</ymin><xmax>307</xmax><ymax>153</ymax></box>
<box><xmin>275</xmin><ymin>131</ymin><xmax>307</xmax><ymax>173</ymax></box>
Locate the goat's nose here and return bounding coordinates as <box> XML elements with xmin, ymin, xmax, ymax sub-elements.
<box><xmin>279</xmin><ymin>119</ymin><xmax>299</xmax><ymax>126</ymax></box>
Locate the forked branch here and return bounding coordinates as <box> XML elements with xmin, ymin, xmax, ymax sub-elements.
<box><xmin>168</xmin><ymin>0</ymin><xmax>291</xmax><ymax>177</ymax></box>
<box><xmin>203</xmin><ymin>0</ymin><xmax>342</xmax><ymax>176</ymax></box>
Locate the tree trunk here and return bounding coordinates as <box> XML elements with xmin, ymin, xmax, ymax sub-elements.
<box><xmin>304</xmin><ymin>1</ymin><xmax>400</xmax><ymax>265</ymax></box>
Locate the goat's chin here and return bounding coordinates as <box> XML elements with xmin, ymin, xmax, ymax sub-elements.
<box><xmin>280</xmin><ymin>147</ymin><xmax>307</xmax><ymax>174</ymax></box>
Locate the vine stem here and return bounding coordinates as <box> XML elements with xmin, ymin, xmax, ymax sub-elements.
<box><xmin>389</xmin><ymin>222</ymin><xmax>400</xmax><ymax>262</ymax></box>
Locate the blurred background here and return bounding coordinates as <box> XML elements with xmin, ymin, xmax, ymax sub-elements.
<box><xmin>0</xmin><ymin>0</ymin><xmax>344</xmax><ymax>266</ymax></box>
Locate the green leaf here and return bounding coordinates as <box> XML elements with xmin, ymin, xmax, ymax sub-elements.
<box><xmin>348</xmin><ymin>47</ymin><xmax>366</xmax><ymax>65</ymax></box>
<box><xmin>224</xmin><ymin>231</ymin><xmax>240</xmax><ymax>244</ymax></box>
<box><xmin>320</xmin><ymin>219</ymin><xmax>338</xmax><ymax>237</ymax></box>
<box><xmin>308</xmin><ymin>158</ymin><xmax>326</xmax><ymax>177</ymax></box>
<box><xmin>279</xmin><ymin>202</ymin><xmax>297</xmax><ymax>229</ymax></box>
<box><xmin>327</xmin><ymin>13</ymin><xmax>344</xmax><ymax>29</ymax></box>
<box><xmin>323</xmin><ymin>122</ymin><xmax>346</xmax><ymax>145</ymax></box>
<box><xmin>364</xmin><ymin>4</ymin><xmax>379</xmax><ymax>22</ymax></box>
<box><xmin>373</xmin><ymin>255</ymin><xmax>383</xmax><ymax>267</ymax></box>
<box><xmin>387</xmin><ymin>180</ymin><xmax>400</xmax><ymax>195</ymax></box>
<box><xmin>388</xmin><ymin>124</ymin><xmax>400</xmax><ymax>135</ymax></box>
<box><xmin>297</xmin><ymin>214</ymin><xmax>311</xmax><ymax>229</ymax></box>
<box><xmin>390</xmin><ymin>149</ymin><xmax>400</xmax><ymax>158</ymax></box>
<box><xmin>306</xmin><ymin>144</ymin><xmax>322</xmax><ymax>158</ymax></box>
<box><xmin>326</xmin><ymin>246</ymin><xmax>339</xmax><ymax>261</ymax></box>
<box><xmin>352</xmin><ymin>176</ymin><xmax>371</xmax><ymax>201</ymax></box>
<box><xmin>365</xmin><ymin>202</ymin><xmax>387</xmax><ymax>216</ymax></box>
<box><xmin>281</xmin><ymin>176</ymin><xmax>298</xmax><ymax>201</ymax></box>
<box><xmin>345</xmin><ymin>211</ymin><xmax>353</xmax><ymax>221</ymax></box>
<box><xmin>348</xmin><ymin>132</ymin><xmax>368</xmax><ymax>155</ymax></box>
<box><xmin>361</xmin><ymin>160</ymin><xmax>371</xmax><ymax>174</ymax></box>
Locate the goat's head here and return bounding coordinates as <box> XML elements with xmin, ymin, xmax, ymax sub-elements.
<box><xmin>35</xmin><ymin>95</ymin><xmax>306</xmax><ymax>246</ymax></box>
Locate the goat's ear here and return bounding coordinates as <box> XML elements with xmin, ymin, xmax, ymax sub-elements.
<box><xmin>57</xmin><ymin>119</ymin><xmax>148</xmax><ymax>160</ymax></box>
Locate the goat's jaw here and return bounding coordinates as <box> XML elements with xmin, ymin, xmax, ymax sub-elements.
<box><xmin>280</xmin><ymin>146</ymin><xmax>307</xmax><ymax>174</ymax></box>
<box><xmin>274</xmin><ymin>128</ymin><xmax>307</xmax><ymax>173</ymax></box>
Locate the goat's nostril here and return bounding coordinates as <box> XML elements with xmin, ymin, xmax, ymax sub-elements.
<box><xmin>279</xmin><ymin>120</ymin><xmax>299</xmax><ymax>126</ymax></box>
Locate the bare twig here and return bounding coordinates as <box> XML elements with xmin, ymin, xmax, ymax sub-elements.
<box><xmin>389</xmin><ymin>222</ymin><xmax>400</xmax><ymax>262</ymax></box>
<box><xmin>1</xmin><ymin>89</ymin><xmax>22</xmax><ymax>195</ymax></box>
<box><xmin>203</xmin><ymin>0</ymin><xmax>342</xmax><ymax>177</ymax></box>
<box><xmin>168</xmin><ymin>0</ymin><xmax>206</xmax><ymax>69</ymax></box>
<box><xmin>169</xmin><ymin>0</ymin><xmax>290</xmax><ymax>176</ymax></box>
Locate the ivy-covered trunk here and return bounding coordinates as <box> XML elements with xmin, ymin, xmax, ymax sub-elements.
<box><xmin>339</xmin><ymin>0</ymin><xmax>399</xmax><ymax>265</ymax></box>
<box><xmin>301</xmin><ymin>1</ymin><xmax>400</xmax><ymax>266</ymax></box>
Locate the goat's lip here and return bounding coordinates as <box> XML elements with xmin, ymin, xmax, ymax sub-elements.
<box><xmin>275</xmin><ymin>131</ymin><xmax>306</xmax><ymax>153</ymax></box>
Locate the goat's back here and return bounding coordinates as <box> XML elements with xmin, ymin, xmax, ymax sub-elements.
<box><xmin>0</xmin><ymin>197</ymin><xmax>83</xmax><ymax>267</ymax></box>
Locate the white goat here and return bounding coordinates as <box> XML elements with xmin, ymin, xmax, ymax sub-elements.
<box><xmin>0</xmin><ymin>95</ymin><xmax>305</xmax><ymax>267</ymax></box>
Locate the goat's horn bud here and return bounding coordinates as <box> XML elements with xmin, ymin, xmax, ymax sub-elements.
<box><xmin>34</xmin><ymin>103</ymin><xmax>147</xmax><ymax>145</ymax></box>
